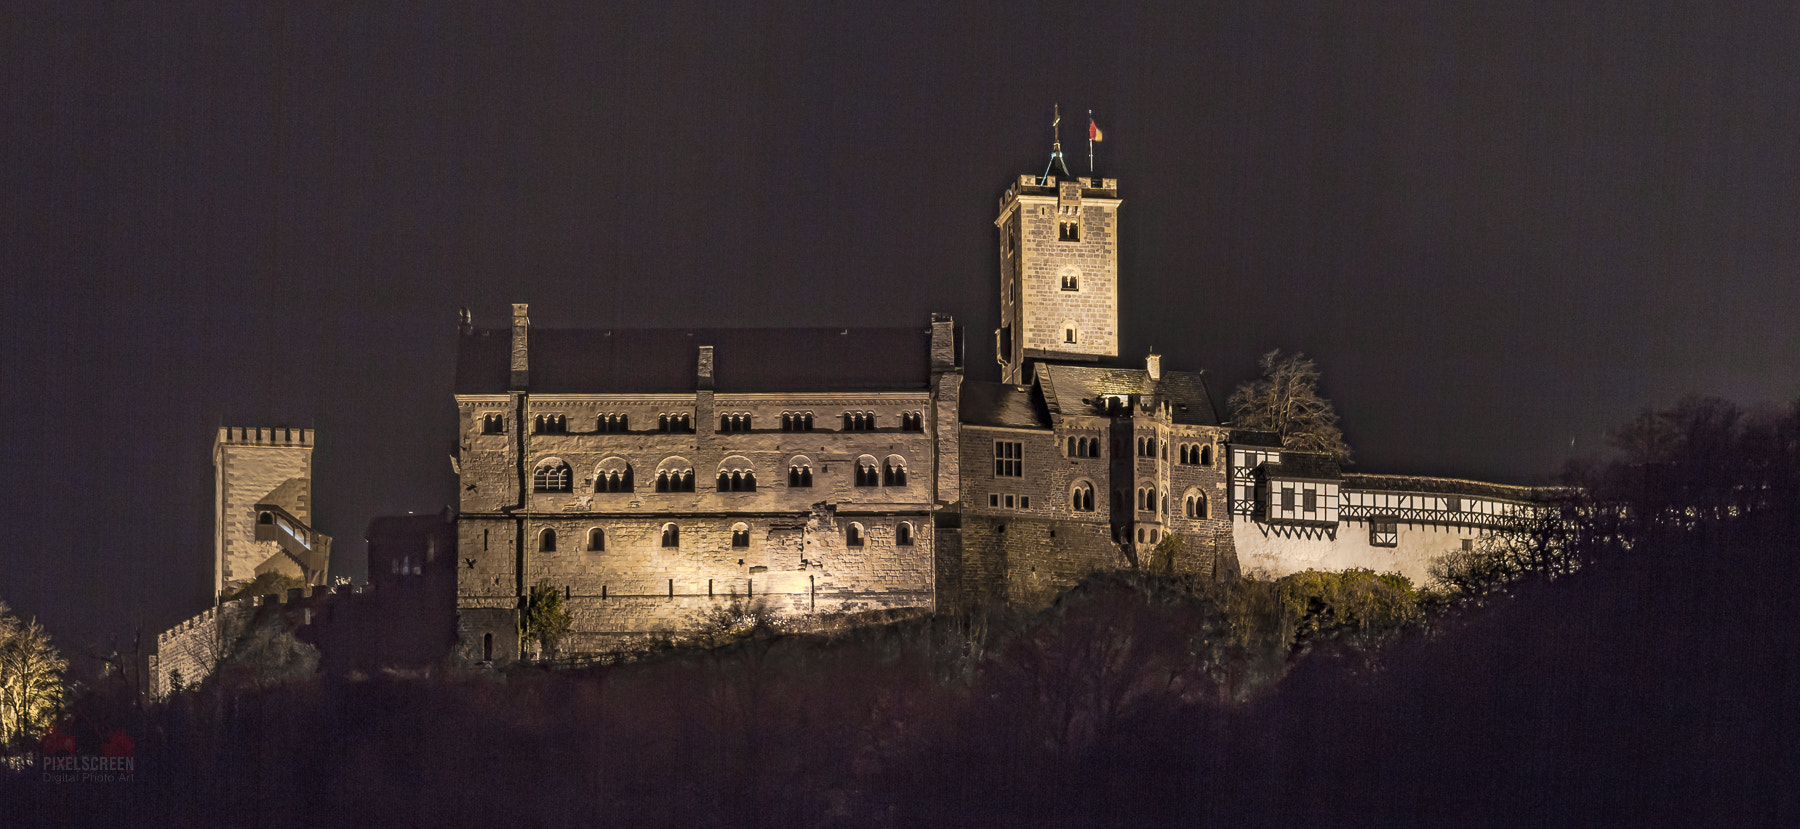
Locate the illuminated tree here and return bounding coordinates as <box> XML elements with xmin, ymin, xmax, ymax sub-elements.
<box><xmin>520</xmin><ymin>582</ymin><xmax>572</xmax><ymax>659</ymax></box>
<box><xmin>0</xmin><ymin>601</ymin><xmax>67</xmax><ymax>749</ymax></box>
<box><xmin>1229</xmin><ymin>349</ymin><xmax>1351</xmax><ymax>463</ymax></box>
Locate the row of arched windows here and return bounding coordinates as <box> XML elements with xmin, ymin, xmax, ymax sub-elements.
<box><xmin>900</xmin><ymin>412</ymin><xmax>925</xmax><ymax>431</ymax></box>
<box><xmin>1178</xmin><ymin>444</ymin><xmax>1214</xmax><ymax>466</ymax></box>
<box><xmin>659</xmin><ymin>413</ymin><xmax>694</xmax><ymax>433</ymax></box>
<box><xmin>535</xmin><ymin>521</ymin><xmax>917</xmax><ymax>552</ymax></box>
<box><xmin>1066</xmin><ymin>436</ymin><xmax>1100</xmax><ymax>458</ymax></box>
<box><xmin>720</xmin><ymin>413</ymin><xmax>752</xmax><ymax>433</ymax></box>
<box><xmin>781</xmin><ymin>412</ymin><xmax>815</xmax><ymax>431</ymax></box>
<box><xmin>494</xmin><ymin>409</ymin><xmax>934</xmax><ymax>436</ymax></box>
<box><xmin>532</xmin><ymin>455</ymin><xmax>908</xmax><ymax>493</ymax></box>
<box><xmin>844</xmin><ymin>411</ymin><xmax>877</xmax><ymax>431</ymax></box>
<box><xmin>534</xmin><ymin>414</ymin><xmax>568</xmax><ymax>434</ymax></box>
<box><xmin>1136</xmin><ymin>437</ymin><xmax>1166</xmax><ymax>459</ymax></box>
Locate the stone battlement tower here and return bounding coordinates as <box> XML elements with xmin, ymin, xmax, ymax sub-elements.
<box><xmin>213</xmin><ymin>426</ymin><xmax>330</xmax><ymax>597</ymax></box>
<box><xmin>994</xmin><ymin>126</ymin><xmax>1121</xmax><ymax>385</ymax></box>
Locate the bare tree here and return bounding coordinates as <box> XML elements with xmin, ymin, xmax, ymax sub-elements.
<box><xmin>0</xmin><ymin>602</ymin><xmax>67</xmax><ymax>749</ymax></box>
<box><xmin>1229</xmin><ymin>349</ymin><xmax>1351</xmax><ymax>463</ymax></box>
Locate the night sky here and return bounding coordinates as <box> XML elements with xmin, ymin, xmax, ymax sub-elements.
<box><xmin>5</xmin><ymin>3</ymin><xmax>1797</xmax><ymax>655</ymax></box>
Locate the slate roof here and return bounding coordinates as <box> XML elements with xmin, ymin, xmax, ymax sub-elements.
<box><xmin>1228</xmin><ymin>430</ymin><xmax>1282</xmax><ymax>448</ymax></box>
<box><xmin>1035</xmin><ymin>363</ymin><xmax>1222</xmax><ymax>426</ymax></box>
<box><xmin>455</xmin><ymin>327</ymin><xmax>932</xmax><ymax>395</ymax></box>
<box><xmin>1343</xmin><ymin>474</ymin><xmax>1543</xmax><ymax>503</ymax></box>
<box><xmin>960</xmin><ymin>381</ymin><xmax>1051</xmax><ymax>429</ymax></box>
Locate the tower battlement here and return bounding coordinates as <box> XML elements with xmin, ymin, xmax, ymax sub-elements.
<box><xmin>216</xmin><ymin>425</ymin><xmax>312</xmax><ymax>447</ymax></box>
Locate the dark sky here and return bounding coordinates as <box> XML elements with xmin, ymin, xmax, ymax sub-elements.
<box><xmin>5</xmin><ymin>2</ymin><xmax>1797</xmax><ymax>653</ymax></box>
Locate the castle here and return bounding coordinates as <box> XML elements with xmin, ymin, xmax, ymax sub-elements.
<box><xmin>149</xmin><ymin>131</ymin><xmax>1540</xmax><ymax>686</ymax></box>
<box><xmin>447</xmin><ymin>138</ymin><xmax>1539</xmax><ymax>664</ymax></box>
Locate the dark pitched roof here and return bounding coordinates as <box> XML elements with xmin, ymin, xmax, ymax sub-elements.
<box><xmin>1229</xmin><ymin>430</ymin><xmax>1282</xmax><ymax>448</ymax></box>
<box><xmin>455</xmin><ymin>327</ymin><xmax>932</xmax><ymax>395</ymax></box>
<box><xmin>1343</xmin><ymin>474</ymin><xmax>1544</xmax><ymax>503</ymax></box>
<box><xmin>960</xmin><ymin>381</ymin><xmax>1051</xmax><ymax>430</ymax></box>
<box><xmin>1036</xmin><ymin>363</ymin><xmax>1222</xmax><ymax>426</ymax></box>
<box><xmin>1265</xmin><ymin>451</ymin><xmax>1343</xmax><ymax>481</ymax></box>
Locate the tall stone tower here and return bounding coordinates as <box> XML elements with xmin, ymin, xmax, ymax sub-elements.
<box><xmin>994</xmin><ymin>126</ymin><xmax>1122</xmax><ymax>385</ymax></box>
<box><xmin>213</xmin><ymin>426</ymin><xmax>330</xmax><ymax>598</ymax></box>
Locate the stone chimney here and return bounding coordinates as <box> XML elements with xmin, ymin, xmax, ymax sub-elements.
<box><xmin>930</xmin><ymin>313</ymin><xmax>957</xmax><ymax>372</ymax></box>
<box><xmin>1146</xmin><ymin>351</ymin><xmax>1162</xmax><ymax>380</ymax></box>
<box><xmin>510</xmin><ymin>303</ymin><xmax>530</xmax><ymax>390</ymax></box>
<box><xmin>696</xmin><ymin>345</ymin><xmax>715</xmax><ymax>390</ymax></box>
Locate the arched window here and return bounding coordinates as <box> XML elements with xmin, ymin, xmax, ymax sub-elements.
<box><xmin>717</xmin><ymin>457</ymin><xmax>756</xmax><ymax>492</ymax></box>
<box><xmin>1071</xmin><ymin>482</ymin><xmax>1095</xmax><ymax>512</ymax></box>
<box><xmin>483</xmin><ymin>633</ymin><xmax>493</xmax><ymax>662</ymax></box>
<box><xmin>1200</xmin><ymin>445</ymin><xmax>1213</xmax><ymax>466</ymax></box>
<box><xmin>596</xmin><ymin>458</ymin><xmax>633</xmax><ymax>493</ymax></box>
<box><xmin>1061</xmin><ymin>273</ymin><xmax>1079</xmax><ymax>291</ymax></box>
<box><xmin>539</xmin><ymin>528</ymin><xmax>557</xmax><ymax>552</ymax></box>
<box><xmin>258</xmin><ymin>511</ymin><xmax>273</xmax><ymax>525</ymax></box>
<box><xmin>731</xmin><ymin>523</ymin><xmax>750</xmax><ymax>548</ymax></box>
<box><xmin>896</xmin><ymin>522</ymin><xmax>914</xmax><ymax>546</ymax></box>
<box><xmin>846</xmin><ymin>523</ymin><xmax>865</xmax><ymax>547</ymax></box>
<box><xmin>661</xmin><ymin>524</ymin><xmax>680</xmax><ymax>548</ymax></box>
<box><xmin>855</xmin><ymin>456</ymin><xmax>879</xmax><ymax>487</ymax></box>
<box><xmin>587</xmin><ymin>528</ymin><xmax>605</xmax><ymax>551</ymax></box>
<box><xmin>1186</xmin><ymin>491</ymin><xmax>1209</xmax><ymax>519</ymax></box>
<box><xmin>482</xmin><ymin>414</ymin><xmax>504</xmax><ymax>434</ymax></box>
<box><xmin>656</xmin><ymin>459</ymin><xmax>695</xmax><ymax>492</ymax></box>
<box><xmin>883</xmin><ymin>456</ymin><xmax>908</xmax><ymax>487</ymax></box>
<box><xmin>533</xmin><ymin>460</ymin><xmax>572</xmax><ymax>492</ymax></box>
<box><xmin>788</xmin><ymin>456</ymin><xmax>814</xmax><ymax>488</ymax></box>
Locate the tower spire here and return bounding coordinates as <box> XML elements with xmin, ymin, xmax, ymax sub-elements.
<box><xmin>1041</xmin><ymin>104</ymin><xmax>1073</xmax><ymax>184</ymax></box>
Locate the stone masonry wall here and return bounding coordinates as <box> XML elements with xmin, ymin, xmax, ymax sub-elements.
<box><xmin>214</xmin><ymin>427</ymin><xmax>314</xmax><ymax>594</ymax></box>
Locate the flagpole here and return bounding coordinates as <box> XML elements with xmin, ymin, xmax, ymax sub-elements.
<box><xmin>1088</xmin><ymin>109</ymin><xmax>1094</xmax><ymax>175</ymax></box>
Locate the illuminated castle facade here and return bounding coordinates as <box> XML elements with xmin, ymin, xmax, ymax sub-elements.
<box><xmin>449</xmin><ymin>143</ymin><xmax>1536</xmax><ymax>664</ymax></box>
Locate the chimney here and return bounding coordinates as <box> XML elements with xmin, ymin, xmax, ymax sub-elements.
<box><xmin>930</xmin><ymin>313</ymin><xmax>957</xmax><ymax>372</ymax></box>
<box><xmin>696</xmin><ymin>345</ymin><xmax>715</xmax><ymax>390</ymax></box>
<box><xmin>1146</xmin><ymin>351</ymin><xmax>1162</xmax><ymax>380</ymax></box>
<box><xmin>510</xmin><ymin>303</ymin><xmax>530</xmax><ymax>390</ymax></box>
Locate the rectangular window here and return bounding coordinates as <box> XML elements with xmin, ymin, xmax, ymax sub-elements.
<box><xmin>1020</xmin><ymin>496</ymin><xmax>1030</xmax><ymax>510</ymax></box>
<box><xmin>1371</xmin><ymin>522</ymin><xmax>1398</xmax><ymax>548</ymax></box>
<box><xmin>989</xmin><ymin>493</ymin><xmax>999</xmax><ymax>507</ymax></box>
<box><xmin>994</xmin><ymin>441</ymin><xmax>1023</xmax><ymax>477</ymax></box>
<box><xmin>1281</xmin><ymin>487</ymin><xmax>1295</xmax><ymax>512</ymax></box>
<box><xmin>1304</xmin><ymin>490</ymin><xmax>1317</xmax><ymax>512</ymax></box>
<box><xmin>1004</xmin><ymin>495</ymin><xmax>1015</xmax><ymax>508</ymax></box>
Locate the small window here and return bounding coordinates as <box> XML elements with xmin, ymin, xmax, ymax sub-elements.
<box><xmin>1004</xmin><ymin>495</ymin><xmax>1015</xmax><ymax>509</ymax></box>
<box><xmin>1370</xmin><ymin>522</ymin><xmax>1398</xmax><ymax>548</ymax></box>
<box><xmin>788</xmin><ymin>460</ymin><xmax>813</xmax><ymax>488</ymax></box>
<box><xmin>883</xmin><ymin>458</ymin><xmax>908</xmax><ymax>487</ymax></box>
<box><xmin>482</xmin><ymin>414</ymin><xmax>504</xmax><ymax>434</ymax></box>
<box><xmin>896</xmin><ymin>522</ymin><xmax>914</xmax><ymax>546</ymax></box>
<box><xmin>1304</xmin><ymin>490</ymin><xmax>1318</xmax><ymax>512</ymax></box>
<box><xmin>1061</xmin><ymin>273</ymin><xmax>1079</xmax><ymax>291</ymax></box>
<box><xmin>539</xmin><ymin>528</ymin><xmax>557</xmax><ymax>552</ymax></box>
<box><xmin>732</xmin><ymin>524</ymin><xmax>750</xmax><ymax>548</ymax></box>
<box><xmin>1059</xmin><ymin>218</ymin><xmax>1080</xmax><ymax>242</ymax></box>
<box><xmin>1200</xmin><ymin>445</ymin><xmax>1213</xmax><ymax>466</ymax></box>
<box><xmin>661</xmin><ymin>524</ymin><xmax>680</xmax><ymax>548</ymax></box>
<box><xmin>1281</xmin><ymin>487</ymin><xmax>1296</xmax><ymax>511</ymax></box>
<box><xmin>990</xmin><ymin>493</ymin><xmax>1000</xmax><ymax>507</ymax></box>
<box><xmin>846</xmin><ymin>523</ymin><xmax>865</xmax><ymax>547</ymax></box>
<box><xmin>1064</xmin><ymin>327</ymin><xmax>1077</xmax><ymax>344</ymax></box>
<box><xmin>1020</xmin><ymin>496</ymin><xmax>1030</xmax><ymax>509</ymax></box>
<box><xmin>258</xmin><ymin>511</ymin><xmax>273</xmax><ymax>525</ymax></box>
<box><xmin>587</xmin><ymin>528</ymin><xmax>605</xmax><ymax>552</ymax></box>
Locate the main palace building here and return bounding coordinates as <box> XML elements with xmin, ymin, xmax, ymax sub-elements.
<box><xmin>444</xmin><ymin>140</ymin><xmax>1538</xmax><ymax>664</ymax></box>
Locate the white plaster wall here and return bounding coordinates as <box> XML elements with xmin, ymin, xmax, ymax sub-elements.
<box><xmin>1232</xmin><ymin>517</ymin><xmax>1483</xmax><ymax>587</ymax></box>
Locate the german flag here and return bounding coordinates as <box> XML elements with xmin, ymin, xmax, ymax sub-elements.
<box><xmin>1089</xmin><ymin>118</ymin><xmax>1103</xmax><ymax>142</ymax></box>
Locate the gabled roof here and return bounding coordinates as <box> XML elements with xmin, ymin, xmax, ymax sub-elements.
<box><xmin>455</xmin><ymin>327</ymin><xmax>932</xmax><ymax>395</ymax></box>
<box><xmin>960</xmin><ymin>381</ymin><xmax>1051</xmax><ymax>430</ymax></box>
<box><xmin>1036</xmin><ymin>363</ymin><xmax>1222</xmax><ymax>426</ymax></box>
